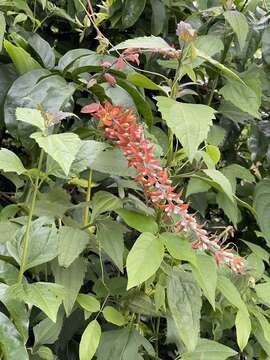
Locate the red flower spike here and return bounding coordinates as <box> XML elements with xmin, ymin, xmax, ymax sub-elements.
<box><xmin>115</xmin><ymin>56</ymin><xmax>125</xmax><ymax>71</ymax></box>
<box><xmin>82</xmin><ymin>101</ymin><xmax>244</xmax><ymax>274</ymax></box>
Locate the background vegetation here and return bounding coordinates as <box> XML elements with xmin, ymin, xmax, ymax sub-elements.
<box><xmin>1</xmin><ymin>0</ymin><xmax>270</xmax><ymax>359</ymax></box>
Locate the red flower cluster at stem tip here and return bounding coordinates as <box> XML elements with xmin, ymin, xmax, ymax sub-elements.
<box><xmin>81</xmin><ymin>101</ymin><xmax>244</xmax><ymax>273</ymax></box>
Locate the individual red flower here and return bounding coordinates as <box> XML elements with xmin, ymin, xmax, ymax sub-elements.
<box><xmin>104</xmin><ymin>73</ymin><xmax>117</xmax><ymax>86</ymax></box>
<box><xmin>82</xmin><ymin>101</ymin><xmax>244</xmax><ymax>273</ymax></box>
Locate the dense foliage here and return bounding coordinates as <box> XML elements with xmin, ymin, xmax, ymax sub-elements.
<box><xmin>1</xmin><ymin>0</ymin><xmax>270</xmax><ymax>359</ymax></box>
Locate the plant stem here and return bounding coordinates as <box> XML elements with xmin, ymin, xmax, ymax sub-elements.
<box><xmin>83</xmin><ymin>169</ymin><xmax>93</xmax><ymax>226</ymax></box>
<box><xmin>17</xmin><ymin>149</ymin><xmax>45</xmax><ymax>283</ymax></box>
<box><xmin>155</xmin><ymin>316</ymin><xmax>161</xmax><ymax>359</ymax></box>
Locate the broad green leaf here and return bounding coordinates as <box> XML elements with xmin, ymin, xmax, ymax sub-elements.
<box><xmin>219</xmin><ymin>80</ymin><xmax>260</xmax><ymax>119</ymax></box>
<box><xmin>186</xmin><ymin>178</ymin><xmax>211</xmax><ymax>198</ymax></box>
<box><xmin>91</xmin><ymin>191</ymin><xmax>122</xmax><ymax>223</ymax></box>
<box><xmin>255</xmin><ymin>282</ymin><xmax>270</xmax><ymax>306</ymax></box>
<box><xmin>160</xmin><ymin>232</ymin><xmax>197</xmax><ymax>266</ymax></box>
<box><xmin>7</xmin><ymin>216</ymin><xmax>58</xmax><ymax>270</ymax></box>
<box><xmin>0</xmin><ymin>11</ymin><xmax>5</xmax><ymax>52</ymax></box>
<box><xmin>150</xmin><ymin>0</ymin><xmax>166</xmax><ymax>35</ymax></box>
<box><xmin>156</xmin><ymin>96</ymin><xmax>216</xmax><ymax>161</ymax></box>
<box><xmin>222</xmin><ymin>164</ymin><xmax>255</xmax><ymax>192</ymax></box>
<box><xmin>217</xmin><ymin>275</ymin><xmax>247</xmax><ymax>312</ymax></box>
<box><xmin>0</xmin><ymin>259</ymin><xmax>20</xmax><ymax>285</ymax></box>
<box><xmin>33</xmin><ymin>309</ymin><xmax>64</xmax><ymax>348</ymax></box>
<box><xmin>89</xmin><ymin>148</ymin><xmax>136</xmax><ymax>177</ymax></box>
<box><xmin>31</xmin><ymin>132</ymin><xmax>82</xmax><ymax>176</ymax></box>
<box><xmin>58</xmin><ymin>49</ymin><xmax>94</xmax><ymax>72</ymax></box>
<box><xmin>0</xmin><ymin>312</ymin><xmax>28</xmax><ymax>360</ymax></box>
<box><xmin>196</xmin><ymin>49</ymin><xmax>244</xmax><ymax>82</ymax></box>
<box><xmin>262</xmin><ymin>24</ymin><xmax>270</xmax><ymax>65</ymax></box>
<box><xmin>242</xmin><ymin>240</ymin><xmax>269</xmax><ymax>263</ymax></box>
<box><xmin>116</xmin><ymin>208</ymin><xmax>158</xmax><ymax>234</ymax></box>
<box><xmin>4</xmin><ymin>70</ymin><xmax>76</xmax><ymax>144</ymax></box>
<box><xmin>254</xmin><ymin>179</ymin><xmax>270</xmax><ymax>244</ymax></box>
<box><xmin>224</xmin><ymin>11</ymin><xmax>248</xmax><ymax>50</ymax></box>
<box><xmin>7</xmin><ymin>282</ymin><xmax>65</xmax><ymax>322</ymax></box>
<box><xmin>192</xmin><ymin>254</ymin><xmax>217</xmax><ymax>309</ymax></box>
<box><xmin>207</xmin><ymin>125</ymin><xmax>226</xmax><ymax>146</ymax></box>
<box><xmin>182</xmin><ymin>339</ymin><xmax>237</xmax><ymax>360</ymax></box>
<box><xmin>58</xmin><ymin>226</ymin><xmax>89</xmax><ymax>268</ymax></box>
<box><xmin>16</xmin><ymin>107</ymin><xmax>46</xmax><ymax>132</ymax></box>
<box><xmin>247</xmin><ymin>253</ymin><xmax>265</xmax><ymax>279</ymax></box>
<box><xmin>4</xmin><ymin>39</ymin><xmax>41</xmax><ymax>75</ymax></box>
<box><xmin>97</xmin><ymin>328</ymin><xmax>155</xmax><ymax>360</ymax></box>
<box><xmin>127</xmin><ymin>73</ymin><xmax>163</xmax><ymax>91</ymax></box>
<box><xmin>77</xmin><ymin>293</ymin><xmax>100</xmax><ymax>313</ymax></box>
<box><xmin>113</xmin><ymin>36</ymin><xmax>171</xmax><ymax>51</ymax></box>
<box><xmin>216</xmin><ymin>192</ymin><xmax>239</xmax><ymax>227</ymax></box>
<box><xmin>0</xmin><ymin>63</ymin><xmax>17</xmax><ymax>128</ymax></box>
<box><xmin>102</xmin><ymin>306</ymin><xmax>126</xmax><ymax>326</ymax></box>
<box><xmin>167</xmin><ymin>269</ymin><xmax>202</xmax><ymax>352</ymax></box>
<box><xmin>0</xmin><ymin>283</ymin><xmax>29</xmax><ymax>343</ymax></box>
<box><xmin>122</xmin><ymin>0</ymin><xmax>146</xmax><ymax>28</ymax></box>
<box><xmin>97</xmin><ymin>220</ymin><xmax>125</xmax><ymax>272</ymax></box>
<box><xmin>37</xmin><ymin>346</ymin><xmax>54</xmax><ymax>360</ymax></box>
<box><xmin>206</xmin><ymin>145</ymin><xmax>220</xmax><ymax>164</ymax></box>
<box><xmin>252</xmin><ymin>309</ymin><xmax>270</xmax><ymax>344</ymax></box>
<box><xmin>79</xmin><ymin>320</ymin><xmax>101</xmax><ymax>360</ymax></box>
<box><xmin>126</xmin><ymin>232</ymin><xmax>164</xmax><ymax>289</ymax></box>
<box><xmin>203</xmin><ymin>169</ymin><xmax>234</xmax><ymax>202</ymax></box>
<box><xmin>235</xmin><ymin>309</ymin><xmax>251</xmax><ymax>351</ymax></box>
<box><xmin>0</xmin><ymin>148</ymin><xmax>26</xmax><ymax>174</ymax></box>
<box><xmin>52</xmin><ymin>258</ymin><xmax>87</xmax><ymax>316</ymax></box>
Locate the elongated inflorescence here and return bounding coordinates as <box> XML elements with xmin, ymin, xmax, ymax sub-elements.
<box><xmin>81</xmin><ymin>101</ymin><xmax>244</xmax><ymax>273</ymax></box>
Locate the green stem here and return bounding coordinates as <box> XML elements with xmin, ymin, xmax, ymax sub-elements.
<box><xmin>17</xmin><ymin>149</ymin><xmax>45</xmax><ymax>283</ymax></box>
<box><xmin>83</xmin><ymin>169</ymin><xmax>93</xmax><ymax>226</ymax></box>
<box><xmin>155</xmin><ymin>316</ymin><xmax>161</xmax><ymax>359</ymax></box>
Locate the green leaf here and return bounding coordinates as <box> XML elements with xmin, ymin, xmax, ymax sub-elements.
<box><xmin>122</xmin><ymin>0</ymin><xmax>146</xmax><ymax>28</ymax></box>
<box><xmin>182</xmin><ymin>339</ymin><xmax>237</xmax><ymax>360</ymax></box>
<box><xmin>255</xmin><ymin>282</ymin><xmax>270</xmax><ymax>306</ymax></box>
<box><xmin>97</xmin><ymin>220</ymin><xmax>125</xmax><ymax>272</ymax></box>
<box><xmin>31</xmin><ymin>132</ymin><xmax>82</xmax><ymax>176</ymax></box>
<box><xmin>167</xmin><ymin>269</ymin><xmax>202</xmax><ymax>352</ymax></box>
<box><xmin>89</xmin><ymin>148</ymin><xmax>136</xmax><ymax>177</ymax></box>
<box><xmin>79</xmin><ymin>320</ymin><xmax>101</xmax><ymax>360</ymax></box>
<box><xmin>0</xmin><ymin>259</ymin><xmax>20</xmax><ymax>285</ymax></box>
<box><xmin>7</xmin><ymin>216</ymin><xmax>58</xmax><ymax>271</ymax></box>
<box><xmin>126</xmin><ymin>232</ymin><xmax>164</xmax><ymax>289</ymax></box>
<box><xmin>203</xmin><ymin>169</ymin><xmax>234</xmax><ymax>202</ymax></box>
<box><xmin>160</xmin><ymin>232</ymin><xmax>197</xmax><ymax>266</ymax></box>
<box><xmin>116</xmin><ymin>208</ymin><xmax>158</xmax><ymax>234</ymax></box>
<box><xmin>252</xmin><ymin>309</ymin><xmax>270</xmax><ymax>344</ymax></box>
<box><xmin>16</xmin><ymin>107</ymin><xmax>46</xmax><ymax>132</ymax></box>
<box><xmin>196</xmin><ymin>49</ymin><xmax>244</xmax><ymax>82</ymax></box>
<box><xmin>207</xmin><ymin>125</ymin><xmax>226</xmax><ymax>146</ymax></box>
<box><xmin>97</xmin><ymin>329</ymin><xmax>155</xmax><ymax>360</ymax></box>
<box><xmin>217</xmin><ymin>275</ymin><xmax>247</xmax><ymax>312</ymax></box>
<box><xmin>0</xmin><ymin>283</ymin><xmax>29</xmax><ymax>343</ymax></box>
<box><xmin>156</xmin><ymin>96</ymin><xmax>216</xmax><ymax>161</ymax></box>
<box><xmin>127</xmin><ymin>73</ymin><xmax>163</xmax><ymax>91</ymax></box>
<box><xmin>262</xmin><ymin>24</ymin><xmax>270</xmax><ymax>65</ymax></box>
<box><xmin>58</xmin><ymin>49</ymin><xmax>94</xmax><ymax>72</ymax></box>
<box><xmin>4</xmin><ymin>39</ymin><xmax>41</xmax><ymax>75</ymax></box>
<box><xmin>91</xmin><ymin>191</ymin><xmax>122</xmax><ymax>223</ymax></box>
<box><xmin>206</xmin><ymin>145</ymin><xmax>220</xmax><ymax>164</ymax></box>
<box><xmin>192</xmin><ymin>254</ymin><xmax>217</xmax><ymax>309</ymax></box>
<box><xmin>77</xmin><ymin>293</ymin><xmax>100</xmax><ymax>313</ymax></box>
<box><xmin>186</xmin><ymin>178</ymin><xmax>211</xmax><ymax>198</ymax></box>
<box><xmin>113</xmin><ymin>36</ymin><xmax>171</xmax><ymax>51</ymax></box>
<box><xmin>150</xmin><ymin>0</ymin><xmax>166</xmax><ymax>35</ymax></box>
<box><xmin>58</xmin><ymin>226</ymin><xmax>89</xmax><ymax>268</ymax></box>
<box><xmin>37</xmin><ymin>346</ymin><xmax>54</xmax><ymax>360</ymax></box>
<box><xmin>33</xmin><ymin>310</ymin><xmax>64</xmax><ymax>348</ymax></box>
<box><xmin>254</xmin><ymin>179</ymin><xmax>270</xmax><ymax>244</ymax></box>
<box><xmin>235</xmin><ymin>309</ymin><xmax>251</xmax><ymax>351</ymax></box>
<box><xmin>0</xmin><ymin>11</ymin><xmax>5</xmax><ymax>52</ymax></box>
<box><xmin>219</xmin><ymin>80</ymin><xmax>260</xmax><ymax>119</ymax></box>
<box><xmin>0</xmin><ymin>148</ymin><xmax>26</xmax><ymax>174</ymax></box>
<box><xmin>224</xmin><ymin>11</ymin><xmax>248</xmax><ymax>50</ymax></box>
<box><xmin>242</xmin><ymin>240</ymin><xmax>269</xmax><ymax>263</ymax></box>
<box><xmin>0</xmin><ymin>312</ymin><xmax>28</xmax><ymax>360</ymax></box>
<box><xmin>7</xmin><ymin>282</ymin><xmax>65</xmax><ymax>322</ymax></box>
<box><xmin>102</xmin><ymin>306</ymin><xmax>126</xmax><ymax>326</ymax></box>
<box><xmin>52</xmin><ymin>258</ymin><xmax>87</xmax><ymax>316</ymax></box>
